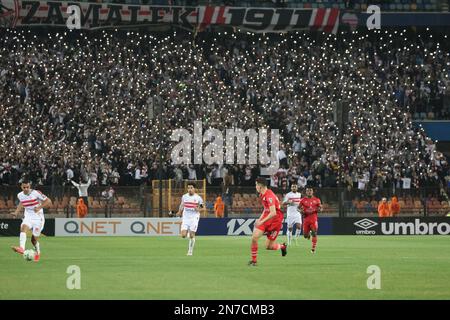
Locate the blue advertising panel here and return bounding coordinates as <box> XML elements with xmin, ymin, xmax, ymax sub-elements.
<box><xmin>413</xmin><ymin>121</ymin><xmax>450</xmax><ymax>142</ymax></box>
<box><xmin>197</xmin><ymin>217</ymin><xmax>333</xmax><ymax>236</ymax></box>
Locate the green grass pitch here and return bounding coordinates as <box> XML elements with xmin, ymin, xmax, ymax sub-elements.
<box><xmin>1</xmin><ymin>236</ymin><xmax>449</xmax><ymax>299</ymax></box>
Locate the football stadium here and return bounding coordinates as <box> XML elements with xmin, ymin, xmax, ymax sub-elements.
<box><xmin>1</xmin><ymin>0</ymin><xmax>450</xmax><ymax>303</ymax></box>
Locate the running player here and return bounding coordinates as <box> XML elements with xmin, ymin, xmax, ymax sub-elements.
<box><xmin>176</xmin><ymin>182</ymin><xmax>204</xmax><ymax>256</ymax></box>
<box><xmin>299</xmin><ymin>186</ymin><xmax>322</xmax><ymax>254</ymax></box>
<box><xmin>11</xmin><ymin>180</ymin><xmax>52</xmax><ymax>262</ymax></box>
<box><xmin>249</xmin><ymin>178</ymin><xmax>287</xmax><ymax>266</ymax></box>
<box><xmin>282</xmin><ymin>183</ymin><xmax>302</xmax><ymax>245</ymax></box>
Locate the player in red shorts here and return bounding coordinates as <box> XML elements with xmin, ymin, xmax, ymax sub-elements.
<box><xmin>299</xmin><ymin>186</ymin><xmax>322</xmax><ymax>254</ymax></box>
<box><xmin>249</xmin><ymin>178</ymin><xmax>287</xmax><ymax>266</ymax></box>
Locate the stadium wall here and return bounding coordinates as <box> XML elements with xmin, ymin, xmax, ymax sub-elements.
<box><xmin>1</xmin><ymin>217</ymin><xmax>449</xmax><ymax>236</ymax></box>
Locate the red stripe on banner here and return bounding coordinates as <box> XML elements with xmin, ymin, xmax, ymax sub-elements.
<box><xmin>313</xmin><ymin>8</ymin><xmax>325</xmax><ymax>28</ymax></box>
<box><xmin>139</xmin><ymin>10</ymin><xmax>151</xmax><ymax>16</ymax></box>
<box><xmin>13</xmin><ymin>0</ymin><xmax>19</xmax><ymax>28</ymax></box>
<box><xmin>201</xmin><ymin>6</ymin><xmax>215</xmax><ymax>26</ymax></box>
<box><xmin>323</xmin><ymin>8</ymin><xmax>339</xmax><ymax>33</ymax></box>
<box><xmin>216</xmin><ymin>6</ymin><xmax>226</xmax><ymax>24</ymax></box>
<box><xmin>39</xmin><ymin>6</ymin><xmax>48</xmax><ymax>11</ymax></box>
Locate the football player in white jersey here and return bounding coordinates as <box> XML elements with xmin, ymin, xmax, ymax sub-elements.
<box><xmin>176</xmin><ymin>182</ymin><xmax>204</xmax><ymax>256</ymax></box>
<box><xmin>11</xmin><ymin>180</ymin><xmax>52</xmax><ymax>261</ymax></box>
<box><xmin>282</xmin><ymin>183</ymin><xmax>302</xmax><ymax>245</ymax></box>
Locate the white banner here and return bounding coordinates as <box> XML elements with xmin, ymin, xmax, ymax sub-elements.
<box><xmin>55</xmin><ymin>218</ymin><xmax>182</xmax><ymax>236</ymax></box>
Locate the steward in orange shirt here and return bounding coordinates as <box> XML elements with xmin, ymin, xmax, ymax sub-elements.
<box><xmin>378</xmin><ymin>198</ymin><xmax>390</xmax><ymax>217</ymax></box>
<box><xmin>77</xmin><ymin>198</ymin><xmax>88</xmax><ymax>218</ymax></box>
<box><xmin>389</xmin><ymin>196</ymin><xmax>400</xmax><ymax>216</ymax></box>
<box><xmin>214</xmin><ymin>196</ymin><xmax>225</xmax><ymax>218</ymax></box>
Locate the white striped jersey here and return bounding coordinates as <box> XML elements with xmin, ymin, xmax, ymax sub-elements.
<box><xmin>283</xmin><ymin>192</ymin><xmax>302</xmax><ymax>216</ymax></box>
<box><xmin>17</xmin><ymin>190</ymin><xmax>47</xmax><ymax>220</ymax></box>
<box><xmin>181</xmin><ymin>193</ymin><xmax>203</xmax><ymax>217</ymax></box>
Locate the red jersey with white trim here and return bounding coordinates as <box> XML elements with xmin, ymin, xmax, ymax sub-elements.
<box><xmin>299</xmin><ymin>196</ymin><xmax>321</xmax><ymax>218</ymax></box>
<box><xmin>260</xmin><ymin>189</ymin><xmax>283</xmax><ymax>220</ymax></box>
<box><xmin>181</xmin><ymin>193</ymin><xmax>203</xmax><ymax>217</ymax></box>
<box><xmin>17</xmin><ymin>189</ymin><xmax>47</xmax><ymax>220</ymax></box>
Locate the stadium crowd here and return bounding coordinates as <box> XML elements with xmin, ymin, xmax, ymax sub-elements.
<box><xmin>0</xmin><ymin>28</ymin><xmax>449</xmax><ymax>198</ymax></box>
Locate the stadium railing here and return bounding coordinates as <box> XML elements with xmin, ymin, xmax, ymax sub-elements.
<box><xmin>0</xmin><ymin>184</ymin><xmax>448</xmax><ymax>218</ymax></box>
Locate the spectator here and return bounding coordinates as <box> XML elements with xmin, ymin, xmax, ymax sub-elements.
<box><xmin>71</xmin><ymin>178</ymin><xmax>91</xmax><ymax>209</ymax></box>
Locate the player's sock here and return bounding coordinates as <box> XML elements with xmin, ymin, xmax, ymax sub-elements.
<box><xmin>312</xmin><ymin>236</ymin><xmax>317</xmax><ymax>250</ymax></box>
<box><xmin>251</xmin><ymin>243</ymin><xmax>258</xmax><ymax>263</ymax></box>
<box><xmin>34</xmin><ymin>241</ymin><xmax>40</xmax><ymax>254</ymax></box>
<box><xmin>19</xmin><ymin>232</ymin><xmax>26</xmax><ymax>250</ymax></box>
<box><xmin>188</xmin><ymin>237</ymin><xmax>195</xmax><ymax>254</ymax></box>
<box><xmin>295</xmin><ymin>229</ymin><xmax>301</xmax><ymax>238</ymax></box>
<box><xmin>287</xmin><ymin>230</ymin><xmax>292</xmax><ymax>245</ymax></box>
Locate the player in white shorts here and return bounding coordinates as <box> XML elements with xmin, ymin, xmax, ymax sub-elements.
<box><xmin>176</xmin><ymin>182</ymin><xmax>204</xmax><ymax>256</ymax></box>
<box><xmin>283</xmin><ymin>183</ymin><xmax>302</xmax><ymax>245</ymax></box>
<box><xmin>11</xmin><ymin>180</ymin><xmax>52</xmax><ymax>262</ymax></box>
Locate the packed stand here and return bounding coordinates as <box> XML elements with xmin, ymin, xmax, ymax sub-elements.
<box><xmin>0</xmin><ymin>29</ymin><xmax>449</xmax><ymax>210</ymax></box>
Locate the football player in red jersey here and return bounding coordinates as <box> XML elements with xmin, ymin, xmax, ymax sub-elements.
<box><xmin>299</xmin><ymin>187</ymin><xmax>322</xmax><ymax>254</ymax></box>
<box><xmin>249</xmin><ymin>178</ymin><xmax>287</xmax><ymax>266</ymax></box>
